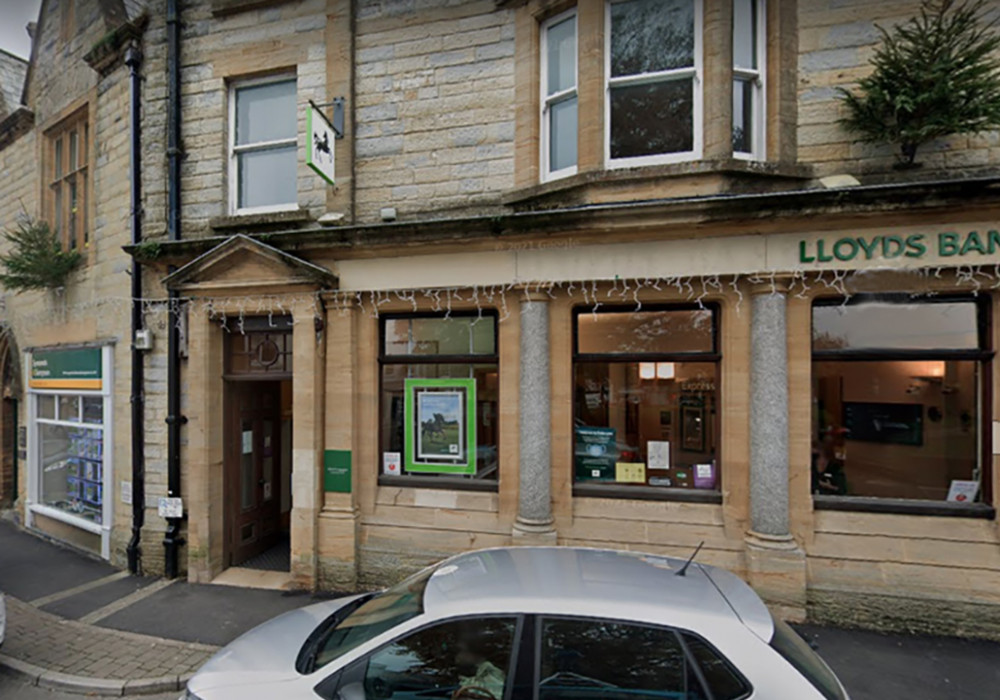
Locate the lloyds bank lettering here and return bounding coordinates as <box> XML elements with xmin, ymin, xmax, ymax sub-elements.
<box><xmin>798</xmin><ymin>230</ymin><xmax>1000</xmax><ymax>264</ymax></box>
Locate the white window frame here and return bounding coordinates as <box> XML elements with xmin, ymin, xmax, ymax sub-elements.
<box><xmin>605</xmin><ymin>0</ymin><xmax>704</xmax><ymax>169</ymax></box>
<box><xmin>540</xmin><ymin>8</ymin><xmax>579</xmax><ymax>182</ymax></box>
<box><xmin>228</xmin><ymin>74</ymin><xmax>299</xmax><ymax>216</ymax></box>
<box><xmin>733</xmin><ymin>0</ymin><xmax>766</xmax><ymax>160</ymax></box>
<box><xmin>25</xmin><ymin>346</ymin><xmax>114</xmax><ymax>560</ymax></box>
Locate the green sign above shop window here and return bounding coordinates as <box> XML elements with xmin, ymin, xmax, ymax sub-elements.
<box><xmin>30</xmin><ymin>348</ymin><xmax>103</xmax><ymax>390</ymax></box>
<box><xmin>323</xmin><ymin>449</ymin><xmax>352</xmax><ymax>493</ymax></box>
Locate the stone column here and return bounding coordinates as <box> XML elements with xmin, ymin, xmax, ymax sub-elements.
<box><xmin>513</xmin><ymin>292</ymin><xmax>556</xmax><ymax>542</ymax></box>
<box><xmin>745</xmin><ymin>279</ymin><xmax>806</xmax><ymax>620</ymax></box>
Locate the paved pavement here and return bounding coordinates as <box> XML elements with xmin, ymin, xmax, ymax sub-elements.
<box><xmin>2</xmin><ymin>518</ymin><xmax>1000</xmax><ymax>698</ymax></box>
<box><xmin>0</xmin><ymin>675</ymin><xmax>178</xmax><ymax>700</ymax></box>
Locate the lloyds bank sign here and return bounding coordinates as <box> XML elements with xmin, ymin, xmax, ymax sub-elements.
<box><xmin>798</xmin><ymin>230</ymin><xmax>1000</xmax><ymax>264</ymax></box>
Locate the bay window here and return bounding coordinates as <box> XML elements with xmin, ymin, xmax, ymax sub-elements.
<box><xmin>573</xmin><ymin>305</ymin><xmax>720</xmax><ymax>496</ymax></box>
<box><xmin>811</xmin><ymin>296</ymin><xmax>991</xmax><ymax>505</ymax></box>
<box><xmin>541</xmin><ymin>9</ymin><xmax>578</xmax><ymax>180</ymax></box>
<box><xmin>606</xmin><ymin>0</ymin><xmax>702</xmax><ymax>166</ymax></box>
<box><xmin>380</xmin><ymin>313</ymin><xmax>499</xmax><ymax>486</ymax></box>
<box><xmin>733</xmin><ymin>0</ymin><xmax>765</xmax><ymax>158</ymax></box>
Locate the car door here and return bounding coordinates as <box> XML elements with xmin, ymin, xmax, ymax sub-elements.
<box><xmin>534</xmin><ymin>615</ymin><xmax>753</xmax><ymax>700</ymax></box>
<box><xmin>319</xmin><ymin>615</ymin><xmax>522</xmax><ymax>700</ymax></box>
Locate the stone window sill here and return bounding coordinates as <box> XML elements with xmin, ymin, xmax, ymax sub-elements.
<box><xmin>503</xmin><ymin>158</ymin><xmax>814</xmax><ymax>211</ymax></box>
<box><xmin>814</xmin><ymin>495</ymin><xmax>995</xmax><ymax>519</ymax></box>
<box><xmin>377</xmin><ymin>474</ymin><xmax>498</xmax><ymax>493</ymax></box>
<box><xmin>209</xmin><ymin>208</ymin><xmax>313</xmax><ymax>232</ymax></box>
<box><xmin>211</xmin><ymin>0</ymin><xmax>300</xmax><ymax>17</ymax></box>
<box><xmin>573</xmin><ymin>483</ymin><xmax>723</xmax><ymax>504</ymax></box>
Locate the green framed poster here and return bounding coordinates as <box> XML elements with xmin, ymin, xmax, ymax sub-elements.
<box><xmin>404</xmin><ymin>378</ymin><xmax>477</xmax><ymax>474</ymax></box>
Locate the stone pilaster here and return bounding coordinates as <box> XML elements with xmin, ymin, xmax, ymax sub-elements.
<box><xmin>513</xmin><ymin>292</ymin><xmax>556</xmax><ymax>543</ymax></box>
<box><xmin>745</xmin><ymin>279</ymin><xmax>806</xmax><ymax>620</ymax></box>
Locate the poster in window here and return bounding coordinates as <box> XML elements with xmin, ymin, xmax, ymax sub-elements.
<box><xmin>680</xmin><ymin>405</ymin><xmax>705</xmax><ymax>452</ymax></box>
<box><xmin>404</xmin><ymin>378</ymin><xmax>477</xmax><ymax>474</ymax></box>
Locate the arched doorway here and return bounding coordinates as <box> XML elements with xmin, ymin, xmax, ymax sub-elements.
<box><xmin>0</xmin><ymin>326</ymin><xmax>21</xmax><ymax>509</ymax></box>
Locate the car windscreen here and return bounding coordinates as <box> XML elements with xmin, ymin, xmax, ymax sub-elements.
<box><xmin>769</xmin><ymin>617</ymin><xmax>846</xmax><ymax>700</ymax></box>
<box><xmin>308</xmin><ymin>566</ymin><xmax>434</xmax><ymax>672</ymax></box>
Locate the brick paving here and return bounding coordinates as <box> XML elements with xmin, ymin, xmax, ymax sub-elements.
<box><xmin>3</xmin><ymin>596</ymin><xmax>217</xmax><ymax>680</ymax></box>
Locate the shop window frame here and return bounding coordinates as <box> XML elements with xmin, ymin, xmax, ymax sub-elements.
<box><xmin>810</xmin><ymin>294</ymin><xmax>995</xmax><ymax>518</ymax></box>
<box><xmin>604</xmin><ymin>0</ymin><xmax>705</xmax><ymax>169</ymax></box>
<box><xmin>570</xmin><ymin>303</ymin><xmax>723</xmax><ymax>504</ymax></box>
<box><xmin>377</xmin><ymin>310</ymin><xmax>501</xmax><ymax>493</ymax></box>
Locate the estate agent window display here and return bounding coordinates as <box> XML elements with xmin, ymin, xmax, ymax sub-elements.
<box><xmin>25</xmin><ymin>346</ymin><xmax>113</xmax><ymax>558</ymax></box>
<box><xmin>572</xmin><ymin>305</ymin><xmax>721</xmax><ymax>500</ymax></box>
<box><xmin>379</xmin><ymin>313</ymin><xmax>500</xmax><ymax>489</ymax></box>
<box><xmin>811</xmin><ymin>295</ymin><xmax>993</xmax><ymax>512</ymax></box>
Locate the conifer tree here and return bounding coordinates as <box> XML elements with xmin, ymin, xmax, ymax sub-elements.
<box><xmin>839</xmin><ymin>0</ymin><xmax>1000</xmax><ymax>167</ymax></box>
<box><xmin>0</xmin><ymin>217</ymin><xmax>81</xmax><ymax>292</ymax></box>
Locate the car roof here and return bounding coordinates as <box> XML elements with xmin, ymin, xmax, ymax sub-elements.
<box><xmin>422</xmin><ymin>546</ymin><xmax>773</xmax><ymax>641</ymax></box>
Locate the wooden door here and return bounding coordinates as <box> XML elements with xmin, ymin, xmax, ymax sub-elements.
<box><xmin>226</xmin><ymin>380</ymin><xmax>282</xmax><ymax>566</ymax></box>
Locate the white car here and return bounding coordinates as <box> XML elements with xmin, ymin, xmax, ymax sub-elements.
<box><xmin>183</xmin><ymin>546</ymin><xmax>849</xmax><ymax>700</ymax></box>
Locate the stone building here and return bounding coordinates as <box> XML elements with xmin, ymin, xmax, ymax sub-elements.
<box><xmin>3</xmin><ymin>0</ymin><xmax>1000</xmax><ymax>638</ymax></box>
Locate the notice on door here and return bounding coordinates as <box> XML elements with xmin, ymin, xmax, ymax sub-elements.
<box><xmin>242</xmin><ymin>430</ymin><xmax>253</xmax><ymax>454</ymax></box>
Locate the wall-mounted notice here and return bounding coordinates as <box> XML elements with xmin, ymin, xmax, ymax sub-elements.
<box><xmin>647</xmin><ymin>441</ymin><xmax>671</xmax><ymax>470</ymax></box>
<box><xmin>383</xmin><ymin>452</ymin><xmax>401</xmax><ymax>476</ymax></box>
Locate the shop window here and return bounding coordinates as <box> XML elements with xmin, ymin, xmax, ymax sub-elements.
<box><xmin>573</xmin><ymin>305</ymin><xmax>720</xmax><ymax>494</ymax></box>
<box><xmin>606</xmin><ymin>0</ymin><xmax>702</xmax><ymax>166</ymax></box>
<box><xmin>732</xmin><ymin>0</ymin><xmax>765</xmax><ymax>159</ymax></box>
<box><xmin>46</xmin><ymin>109</ymin><xmax>89</xmax><ymax>252</ymax></box>
<box><xmin>229</xmin><ymin>75</ymin><xmax>298</xmax><ymax>214</ymax></box>
<box><xmin>380</xmin><ymin>313</ymin><xmax>499</xmax><ymax>485</ymax></box>
<box><xmin>28</xmin><ymin>347</ymin><xmax>110</xmax><ymax>556</ymax></box>
<box><xmin>811</xmin><ymin>297</ymin><xmax>991</xmax><ymax>503</ymax></box>
<box><xmin>541</xmin><ymin>9</ymin><xmax>578</xmax><ymax>180</ymax></box>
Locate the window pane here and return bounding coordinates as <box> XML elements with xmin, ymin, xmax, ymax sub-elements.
<box><xmin>40</xmin><ymin>423</ymin><xmax>103</xmax><ymax>525</ymax></box>
<box><xmin>812</xmin><ymin>360</ymin><xmax>979</xmax><ymax>500</ymax></box>
<box><xmin>813</xmin><ymin>301</ymin><xmax>979</xmax><ymax>351</ymax></box>
<box><xmin>38</xmin><ymin>395</ymin><xmax>55</xmax><ymax>419</ymax></box>
<box><xmin>549</xmin><ymin>96</ymin><xmax>577</xmax><ymax>172</ymax></box>
<box><xmin>235</xmin><ymin>79</ymin><xmax>297</xmax><ymax>145</ymax></box>
<box><xmin>578</xmin><ymin>309</ymin><xmax>714</xmax><ymax>355</ymax></box>
<box><xmin>611</xmin><ymin>0</ymin><xmax>695</xmax><ymax>76</ymax></box>
<box><xmin>381</xmin><ymin>363</ymin><xmax>498</xmax><ymax>481</ymax></box>
<box><xmin>733</xmin><ymin>0</ymin><xmax>757</xmax><ymax>69</ymax></box>
<box><xmin>58</xmin><ymin>394</ymin><xmax>80</xmax><ymax>422</ymax></box>
<box><xmin>610</xmin><ymin>79</ymin><xmax>693</xmax><ymax>159</ymax></box>
<box><xmin>53</xmin><ymin>186</ymin><xmax>63</xmax><ymax>235</ymax></box>
<box><xmin>237</xmin><ymin>146</ymin><xmax>297</xmax><ymax>209</ymax></box>
<box><xmin>384</xmin><ymin>317</ymin><xmax>496</xmax><ymax>356</ymax></box>
<box><xmin>69</xmin><ymin>130</ymin><xmax>78</xmax><ymax>171</ymax></box>
<box><xmin>574</xmin><ymin>362</ymin><xmax>718</xmax><ymax>489</ymax></box>
<box><xmin>733</xmin><ymin>79</ymin><xmax>754</xmax><ymax>154</ymax></box>
<box><xmin>54</xmin><ymin>138</ymin><xmax>63</xmax><ymax>179</ymax></box>
<box><xmin>82</xmin><ymin>396</ymin><xmax>103</xmax><ymax>423</ymax></box>
<box><xmin>363</xmin><ymin>618</ymin><xmax>516</xmax><ymax>699</ymax></box>
<box><xmin>682</xmin><ymin>634</ymin><xmax>751</xmax><ymax>700</ymax></box>
<box><xmin>68</xmin><ymin>178</ymin><xmax>78</xmax><ymax>249</ymax></box>
<box><xmin>539</xmin><ymin>618</ymin><xmax>689</xmax><ymax>699</ymax></box>
<box><xmin>546</xmin><ymin>15</ymin><xmax>576</xmax><ymax>94</ymax></box>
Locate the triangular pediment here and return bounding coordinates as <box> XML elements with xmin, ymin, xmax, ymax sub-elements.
<box><xmin>163</xmin><ymin>234</ymin><xmax>338</xmax><ymax>291</ymax></box>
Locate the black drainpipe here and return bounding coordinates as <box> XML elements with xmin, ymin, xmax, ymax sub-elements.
<box><xmin>163</xmin><ymin>0</ymin><xmax>185</xmax><ymax>579</ymax></box>
<box><xmin>125</xmin><ymin>44</ymin><xmax>145</xmax><ymax>575</ymax></box>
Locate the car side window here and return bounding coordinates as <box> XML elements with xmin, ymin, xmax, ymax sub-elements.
<box><xmin>681</xmin><ymin>633</ymin><xmax>752</xmax><ymax>700</ymax></box>
<box><xmin>538</xmin><ymin>617</ymin><xmax>700</xmax><ymax>699</ymax></box>
<box><xmin>361</xmin><ymin>617</ymin><xmax>517</xmax><ymax>700</ymax></box>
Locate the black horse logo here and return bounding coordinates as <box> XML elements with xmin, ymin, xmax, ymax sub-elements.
<box><xmin>313</xmin><ymin>130</ymin><xmax>330</xmax><ymax>155</ymax></box>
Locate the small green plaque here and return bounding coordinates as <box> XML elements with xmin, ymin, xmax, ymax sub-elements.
<box><xmin>324</xmin><ymin>450</ymin><xmax>352</xmax><ymax>493</ymax></box>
